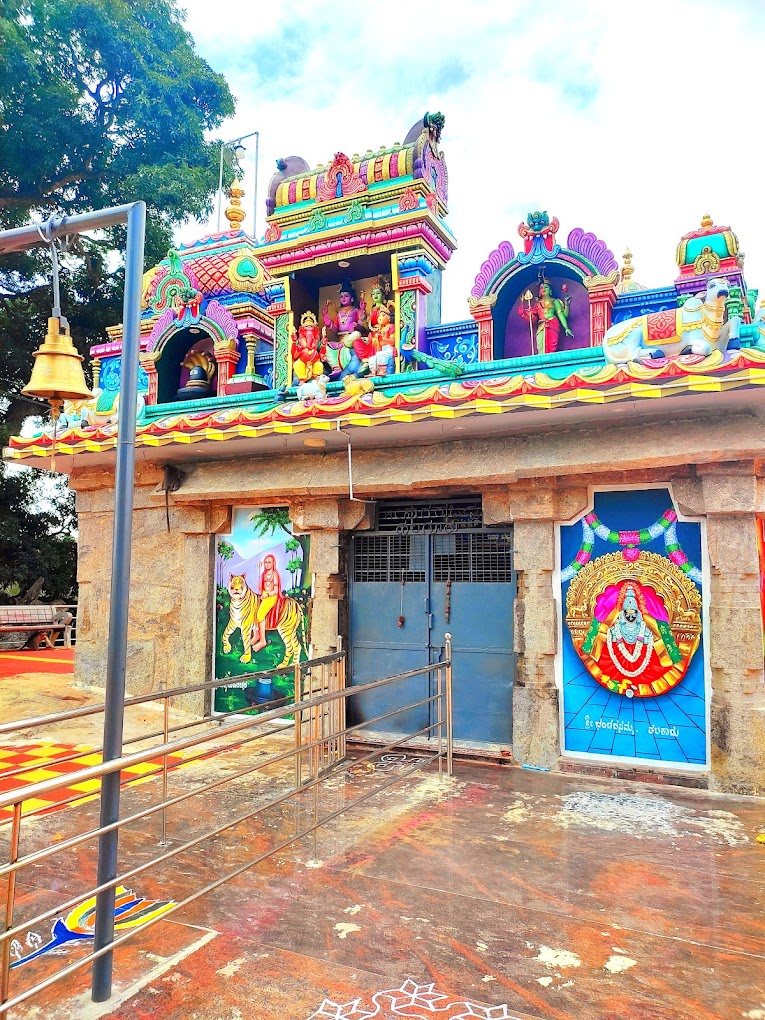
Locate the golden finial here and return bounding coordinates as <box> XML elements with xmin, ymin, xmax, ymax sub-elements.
<box><xmin>225</xmin><ymin>181</ymin><xmax>246</xmax><ymax>230</ymax></box>
<box><xmin>701</xmin><ymin>213</ymin><xmax>713</xmax><ymax>228</ymax></box>
<box><xmin>621</xmin><ymin>248</ymin><xmax>634</xmax><ymax>282</ymax></box>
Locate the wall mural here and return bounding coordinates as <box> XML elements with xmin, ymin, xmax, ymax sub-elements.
<box><xmin>215</xmin><ymin>507</ymin><xmax>310</xmax><ymax>713</ymax></box>
<box><xmin>559</xmin><ymin>488</ymin><xmax>708</xmax><ymax>767</ymax></box>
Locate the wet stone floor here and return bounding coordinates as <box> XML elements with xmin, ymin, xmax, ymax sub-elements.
<box><xmin>4</xmin><ymin>734</ymin><xmax>765</xmax><ymax>1020</ymax></box>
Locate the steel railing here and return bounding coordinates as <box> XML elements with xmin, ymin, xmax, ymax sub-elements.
<box><xmin>0</xmin><ymin>634</ymin><xmax>453</xmax><ymax>1014</ymax></box>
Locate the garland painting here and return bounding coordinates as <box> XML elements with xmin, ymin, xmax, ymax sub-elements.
<box><xmin>559</xmin><ymin>489</ymin><xmax>708</xmax><ymax>766</ymax></box>
<box><xmin>214</xmin><ymin>507</ymin><xmax>310</xmax><ymax>712</ymax></box>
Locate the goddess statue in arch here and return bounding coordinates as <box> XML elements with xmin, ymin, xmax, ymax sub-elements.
<box><xmin>517</xmin><ymin>275</ymin><xmax>572</xmax><ymax>355</ymax></box>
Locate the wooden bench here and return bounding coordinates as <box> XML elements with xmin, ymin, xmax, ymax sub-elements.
<box><xmin>0</xmin><ymin>606</ymin><xmax>74</xmax><ymax>650</ymax></box>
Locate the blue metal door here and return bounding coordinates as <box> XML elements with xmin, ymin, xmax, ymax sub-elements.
<box><xmin>349</xmin><ymin>502</ymin><xmax>515</xmax><ymax>746</ymax></box>
<box><xmin>348</xmin><ymin>533</ymin><xmax>431</xmax><ymax>736</ymax></box>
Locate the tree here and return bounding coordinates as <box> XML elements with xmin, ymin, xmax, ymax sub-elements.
<box><xmin>0</xmin><ymin>0</ymin><xmax>235</xmax><ymax>600</ymax></box>
<box><xmin>217</xmin><ymin>539</ymin><xmax>234</xmax><ymax>586</ymax></box>
<box><xmin>250</xmin><ymin>508</ymin><xmax>291</xmax><ymax>538</ymax></box>
<box><xmin>0</xmin><ymin>464</ymin><xmax>77</xmax><ymax>601</ymax></box>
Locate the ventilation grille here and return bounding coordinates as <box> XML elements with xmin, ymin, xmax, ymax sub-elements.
<box><xmin>352</xmin><ymin>535</ymin><xmax>427</xmax><ymax>583</ymax></box>
<box><xmin>432</xmin><ymin>532</ymin><xmax>514</xmax><ymax>583</ymax></box>
<box><xmin>353</xmin><ymin>532</ymin><xmax>513</xmax><ymax>584</ymax></box>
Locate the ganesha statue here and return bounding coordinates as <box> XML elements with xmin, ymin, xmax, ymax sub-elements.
<box><xmin>291</xmin><ymin>310</ymin><xmax>325</xmax><ymax>386</ymax></box>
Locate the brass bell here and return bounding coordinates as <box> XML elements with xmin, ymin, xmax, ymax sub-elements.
<box><xmin>22</xmin><ymin>316</ymin><xmax>93</xmax><ymax>414</ymax></box>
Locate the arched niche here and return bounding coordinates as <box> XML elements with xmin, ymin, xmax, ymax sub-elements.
<box><xmin>492</xmin><ymin>260</ymin><xmax>591</xmax><ymax>360</ymax></box>
<box><xmin>156</xmin><ymin>326</ymin><xmax>217</xmax><ymax>404</ymax></box>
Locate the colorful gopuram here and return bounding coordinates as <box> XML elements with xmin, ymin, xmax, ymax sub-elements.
<box><xmin>8</xmin><ymin>112</ymin><xmax>765</xmax><ymax>794</ymax></box>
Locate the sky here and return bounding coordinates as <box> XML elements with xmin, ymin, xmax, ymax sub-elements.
<box><xmin>176</xmin><ymin>0</ymin><xmax>762</xmax><ymax>321</ymax></box>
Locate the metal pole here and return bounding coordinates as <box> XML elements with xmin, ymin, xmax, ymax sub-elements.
<box><xmin>216</xmin><ymin>144</ymin><xmax>226</xmax><ymax>232</ymax></box>
<box><xmin>437</xmin><ymin>665</ymin><xmax>443</xmax><ymax>781</ymax></box>
<box><xmin>0</xmin><ymin>202</ymin><xmax>146</xmax><ymax>1004</ymax></box>
<box><xmin>91</xmin><ymin>200</ymin><xmax>146</xmax><ymax>1003</ymax></box>
<box><xmin>160</xmin><ymin>682</ymin><xmax>170</xmax><ymax>848</ymax></box>
<box><xmin>253</xmin><ymin>132</ymin><xmax>259</xmax><ymax>241</ymax></box>
<box><xmin>0</xmin><ymin>204</ymin><xmax>139</xmax><ymax>255</ymax></box>
<box><xmin>444</xmin><ymin>632</ymin><xmax>453</xmax><ymax>777</ymax></box>
<box><xmin>294</xmin><ymin>660</ymin><xmax>302</xmax><ymax>790</ymax></box>
<box><xmin>0</xmin><ymin>803</ymin><xmax>22</xmax><ymax>1005</ymax></box>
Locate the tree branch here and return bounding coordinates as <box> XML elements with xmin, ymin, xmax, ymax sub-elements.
<box><xmin>0</xmin><ymin>171</ymin><xmax>107</xmax><ymax>208</ymax></box>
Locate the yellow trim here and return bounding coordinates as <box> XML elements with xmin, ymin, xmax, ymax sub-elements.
<box><xmin>10</xmin><ymin>360</ymin><xmax>765</xmax><ymax>462</ymax></box>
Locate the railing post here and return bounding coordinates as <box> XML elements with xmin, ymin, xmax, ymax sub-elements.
<box><xmin>336</xmin><ymin>636</ymin><xmax>346</xmax><ymax>761</ymax></box>
<box><xmin>294</xmin><ymin>659</ymin><xmax>302</xmax><ymax>790</ymax></box>
<box><xmin>445</xmin><ymin>633</ymin><xmax>453</xmax><ymax>777</ymax></box>
<box><xmin>437</xmin><ymin>665</ymin><xmax>443</xmax><ymax>781</ymax></box>
<box><xmin>1</xmin><ymin>803</ymin><xmax>22</xmax><ymax>1006</ymax></box>
<box><xmin>159</xmin><ymin>682</ymin><xmax>170</xmax><ymax>847</ymax></box>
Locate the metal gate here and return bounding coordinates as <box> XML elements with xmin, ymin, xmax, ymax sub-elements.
<box><xmin>349</xmin><ymin>499</ymin><xmax>515</xmax><ymax>746</ymax></box>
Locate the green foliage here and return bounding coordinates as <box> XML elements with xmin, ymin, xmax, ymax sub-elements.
<box><xmin>0</xmin><ymin>464</ymin><xmax>77</xmax><ymax>601</ymax></box>
<box><xmin>285</xmin><ymin>537</ymin><xmax>300</xmax><ymax>552</ymax></box>
<box><xmin>250</xmin><ymin>507</ymin><xmax>290</xmax><ymax>537</ymax></box>
<box><xmin>217</xmin><ymin>540</ymin><xmax>234</xmax><ymax>562</ymax></box>
<box><xmin>0</xmin><ymin>0</ymin><xmax>235</xmax><ymax>602</ymax></box>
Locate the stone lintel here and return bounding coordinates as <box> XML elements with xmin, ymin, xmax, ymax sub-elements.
<box><xmin>673</xmin><ymin>468</ymin><xmax>764</xmax><ymax>516</ymax></box>
<box><xmin>483</xmin><ymin>486</ymin><xmax>589</xmax><ymax>526</ymax></box>
<box><xmin>290</xmin><ymin>497</ymin><xmax>373</xmax><ymax>533</ymax></box>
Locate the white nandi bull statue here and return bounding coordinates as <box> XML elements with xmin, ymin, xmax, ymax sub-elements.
<box><xmin>46</xmin><ymin>389</ymin><xmax>146</xmax><ymax>432</ymax></box>
<box><xmin>602</xmin><ymin>277</ymin><xmax>741</xmax><ymax>366</ymax></box>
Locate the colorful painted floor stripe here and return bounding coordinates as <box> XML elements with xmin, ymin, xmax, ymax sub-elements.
<box><xmin>0</xmin><ymin>648</ymin><xmax>75</xmax><ymax>678</ymax></box>
<box><xmin>0</xmin><ymin>742</ymin><xmax>204</xmax><ymax>817</ymax></box>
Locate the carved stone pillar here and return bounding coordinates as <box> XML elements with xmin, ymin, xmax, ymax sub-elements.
<box><xmin>468</xmin><ymin>295</ymin><xmax>497</xmax><ymax>362</ymax></box>
<box><xmin>213</xmin><ymin>338</ymin><xmax>241</xmax><ymax>397</ymax></box>
<box><xmin>674</xmin><ymin>464</ymin><xmax>765</xmax><ymax>793</ymax></box>
<box><xmin>138</xmin><ymin>351</ymin><xmax>159</xmax><ymax>405</ymax></box>
<box><xmin>484</xmin><ymin>484</ymin><xmax>589</xmax><ymax>768</ymax></box>
<box><xmin>584</xmin><ymin>272</ymin><xmax>619</xmax><ymax>348</ymax></box>
<box><xmin>395</xmin><ymin>274</ymin><xmax>431</xmax><ymax>370</ymax></box>
<box><xmin>289</xmin><ymin>498</ymin><xmax>373</xmax><ymax>657</ymax></box>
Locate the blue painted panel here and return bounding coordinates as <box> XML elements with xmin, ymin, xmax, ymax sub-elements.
<box><xmin>425</xmin><ymin>321</ymin><xmax>479</xmax><ymax>365</ymax></box>
<box><xmin>560</xmin><ymin>488</ymin><xmax>707</xmax><ymax>767</ymax></box>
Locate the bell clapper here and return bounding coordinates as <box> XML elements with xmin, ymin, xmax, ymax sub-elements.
<box><xmin>49</xmin><ymin>397</ymin><xmax>62</xmax><ymax>472</ymax></box>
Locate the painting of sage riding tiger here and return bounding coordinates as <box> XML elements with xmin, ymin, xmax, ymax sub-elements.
<box><xmin>214</xmin><ymin>507</ymin><xmax>310</xmax><ymax>712</ymax></box>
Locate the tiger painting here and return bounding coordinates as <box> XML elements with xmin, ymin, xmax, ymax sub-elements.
<box><xmin>221</xmin><ymin>574</ymin><xmax>306</xmax><ymax>668</ymax></box>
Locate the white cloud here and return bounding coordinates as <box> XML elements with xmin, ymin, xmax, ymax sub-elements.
<box><xmin>176</xmin><ymin>0</ymin><xmax>765</xmax><ymax>322</ymax></box>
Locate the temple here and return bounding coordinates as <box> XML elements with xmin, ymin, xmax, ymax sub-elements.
<box><xmin>7</xmin><ymin>112</ymin><xmax>765</xmax><ymax>793</ymax></box>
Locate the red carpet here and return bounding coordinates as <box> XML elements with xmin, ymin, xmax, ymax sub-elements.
<box><xmin>0</xmin><ymin>648</ymin><xmax>75</xmax><ymax>678</ymax></box>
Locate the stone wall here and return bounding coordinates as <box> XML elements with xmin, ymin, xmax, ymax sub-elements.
<box><xmin>72</xmin><ymin>463</ymin><xmax>224</xmax><ymax>716</ymax></box>
<box><xmin>68</xmin><ymin>428</ymin><xmax>765</xmax><ymax>794</ymax></box>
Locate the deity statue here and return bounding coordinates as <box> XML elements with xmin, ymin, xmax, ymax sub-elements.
<box><xmin>177</xmin><ymin>351</ymin><xmax>215</xmax><ymax>399</ymax></box>
<box><xmin>586</xmin><ymin>581</ymin><xmax>676</xmax><ymax>694</ymax></box>
<box><xmin>368</xmin><ymin>305</ymin><xmax>397</xmax><ymax>375</ymax></box>
<box><xmin>291</xmin><ymin>311</ymin><xmax>325</xmax><ymax>385</ymax></box>
<box><xmin>323</xmin><ymin>280</ymin><xmax>368</xmax><ymax>378</ymax></box>
<box><xmin>518</xmin><ymin>276</ymin><xmax>572</xmax><ymax>355</ymax></box>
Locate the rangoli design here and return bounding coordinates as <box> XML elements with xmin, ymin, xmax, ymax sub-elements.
<box><xmin>305</xmin><ymin>979</ymin><xmax>521</xmax><ymax>1019</ymax></box>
